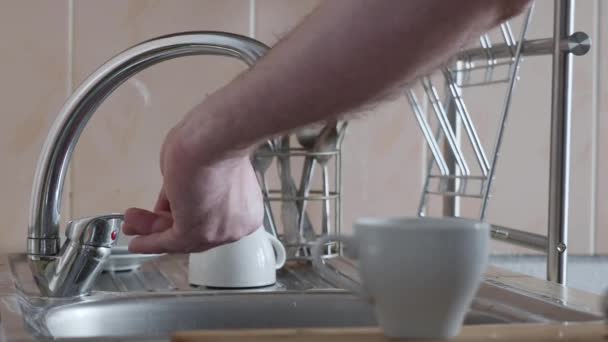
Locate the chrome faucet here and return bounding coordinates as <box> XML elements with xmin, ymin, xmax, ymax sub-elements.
<box><xmin>27</xmin><ymin>32</ymin><xmax>269</xmax><ymax>297</ymax></box>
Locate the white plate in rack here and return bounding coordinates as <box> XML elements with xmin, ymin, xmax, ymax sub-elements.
<box><xmin>103</xmin><ymin>246</ymin><xmax>164</xmax><ymax>272</ymax></box>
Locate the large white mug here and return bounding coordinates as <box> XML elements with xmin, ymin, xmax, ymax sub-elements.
<box><xmin>313</xmin><ymin>217</ymin><xmax>489</xmax><ymax>339</ymax></box>
<box><xmin>189</xmin><ymin>227</ymin><xmax>286</xmax><ymax>288</ymax></box>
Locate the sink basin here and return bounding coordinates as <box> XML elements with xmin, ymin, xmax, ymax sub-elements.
<box><xmin>40</xmin><ymin>292</ymin><xmax>511</xmax><ymax>339</ymax></box>
<box><xmin>4</xmin><ymin>254</ymin><xmax>602</xmax><ymax>341</ymax></box>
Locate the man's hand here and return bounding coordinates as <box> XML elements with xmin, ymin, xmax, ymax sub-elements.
<box><xmin>122</xmin><ymin>127</ymin><xmax>263</xmax><ymax>254</ymax></box>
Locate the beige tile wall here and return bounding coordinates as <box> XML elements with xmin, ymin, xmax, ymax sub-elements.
<box><xmin>0</xmin><ymin>1</ymin><xmax>604</xmax><ymax>255</ymax></box>
<box><xmin>0</xmin><ymin>1</ymin><xmax>69</xmax><ymax>253</ymax></box>
<box><xmin>568</xmin><ymin>0</ymin><xmax>597</xmax><ymax>253</ymax></box>
<box><xmin>70</xmin><ymin>0</ymin><xmax>250</xmax><ymax>220</ymax></box>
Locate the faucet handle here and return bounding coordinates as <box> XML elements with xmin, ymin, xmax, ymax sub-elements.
<box><xmin>35</xmin><ymin>214</ymin><xmax>123</xmax><ymax>296</ymax></box>
<box><xmin>65</xmin><ymin>214</ymin><xmax>122</xmax><ymax>248</ymax></box>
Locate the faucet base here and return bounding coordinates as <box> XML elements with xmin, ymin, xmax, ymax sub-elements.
<box><xmin>29</xmin><ymin>245</ymin><xmax>112</xmax><ymax>297</ymax></box>
<box><xmin>27</xmin><ymin>238</ymin><xmax>60</xmax><ymax>256</ymax></box>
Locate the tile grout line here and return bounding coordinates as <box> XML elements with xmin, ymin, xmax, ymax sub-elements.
<box><xmin>589</xmin><ymin>0</ymin><xmax>600</xmax><ymax>255</ymax></box>
<box><xmin>67</xmin><ymin>0</ymin><xmax>75</xmax><ymax>220</ymax></box>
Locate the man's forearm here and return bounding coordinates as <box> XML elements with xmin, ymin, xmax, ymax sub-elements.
<box><xmin>177</xmin><ymin>0</ymin><xmax>530</xmax><ymax>162</ymax></box>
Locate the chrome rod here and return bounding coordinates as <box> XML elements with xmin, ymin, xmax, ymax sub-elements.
<box><xmin>426</xmin><ymin>191</ymin><xmax>483</xmax><ymax>199</ymax></box>
<box><xmin>480</xmin><ymin>6</ymin><xmax>534</xmax><ymax>220</ymax></box>
<box><xmin>421</xmin><ymin>78</ymin><xmax>470</xmax><ymax>176</ymax></box>
<box><xmin>459</xmin><ymin>78</ymin><xmax>511</xmax><ymax>88</ymax></box>
<box><xmin>547</xmin><ymin>0</ymin><xmax>575</xmax><ymax>285</ymax></box>
<box><xmin>442</xmin><ymin>76</ymin><xmax>461</xmax><ymax>217</ymax></box>
<box><xmin>443</xmin><ymin>68</ymin><xmax>491</xmax><ymax>175</ymax></box>
<box><xmin>418</xmin><ymin>125</ymin><xmax>444</xmax><ymax>216</ymax></box>
<box><xmin>457</xmin><ymin>32</ymin><xmax>590</xmax><ymax>62</ymax></box>
<box><xmin>452</xmin><ymin>60</ymin><xmax>513</xmax><ymax>73</ymax></box>
<box><xmin>406</xmin><ymin>89</ymin><xmax>450</xmax><ymax>175</ymax></box>
<box><xmin>335</xmin><ymin>149</ymin><xmax>342</xmax><ymax>255</ymax></box>
<box><xmin>479</xmin><ymin>34</ymin><xmax>496</xmax><ymax>63</ymax></box>
<box><xmin>499</xmin><ymin>22</ymin><xmax>516</xmax><ymax>56</ymax></box>
<box><xmin>429</xmin><ymin>175</ymin><xmax>487</xmax><ymax>180</ymax></box>
<box><xmin>491</xmin><ymin>224</ymin><xmax>547</xmax><ymax>252</ymax></box>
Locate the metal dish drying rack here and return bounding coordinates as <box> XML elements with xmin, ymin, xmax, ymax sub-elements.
<box><xmin>253</xmin><ymin>0</ymin><xmax>589</xmax><ymax>285</ymax></box>
<box><xmin>407</xmin><ymin>0</ymin><xmax>590</xmax><ymax>285</ymax></box>
<box><xmin>252</xmin><ymin>131</ymin><xmax>345</xmax><ymax>261</ymax></box>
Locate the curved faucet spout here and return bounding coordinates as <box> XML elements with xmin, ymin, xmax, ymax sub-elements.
<box><xmin>26</xmin><ymin>31</ymin><xmax>269</xmax><ymax>296</ymax></box>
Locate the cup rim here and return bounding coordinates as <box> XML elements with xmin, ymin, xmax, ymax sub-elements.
<box><xmin>354</xmin><ymin>216</ymin><xmax>489</xmax><ymax>231</ymax></box>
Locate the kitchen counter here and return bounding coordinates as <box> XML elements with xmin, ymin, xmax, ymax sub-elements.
<box><xmin>173</xmin><ymin>322</ymin><xmax>608</xmax><ymax>341</ymax></box>
<box><xmin>0</xmin><ymin>254</ymin><xmax>603</xmax><ymax>341</ymax></box>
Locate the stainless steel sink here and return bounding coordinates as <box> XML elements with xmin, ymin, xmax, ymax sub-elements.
<box><xmin>42</xmin><ymin>293</ymin><xmax>369</xmax><ymax>338</ymax></box>
<box><xmin>38</xmin><ymin>292</ymin><xmax>516</xmax><ymax>339</ymax></box>
<box><xmin>1</xmin><ymin>254</ymin><xmax>603</xmax><ymax>341</ymax></box>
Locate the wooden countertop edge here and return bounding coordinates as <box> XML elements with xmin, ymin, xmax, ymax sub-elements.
<box><xmin>172</xmin><ymin>321</ymin><xmax>607</xmax><ymax>342</ymax></box>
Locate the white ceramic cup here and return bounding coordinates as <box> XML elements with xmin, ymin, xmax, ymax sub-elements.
<box><xmin>189</xmin><ymin>227</ymin><xmax>286</xmax><ymax>288</ymax></box>
<box><xmin>313</xmin><ymin>217</ymin><xmax>489</xmax><ymax>339</ymax></box>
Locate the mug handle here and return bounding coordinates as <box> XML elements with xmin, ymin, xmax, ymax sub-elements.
<box><xmin>312</xmin><ymin>235</ymin><xmax>368</xmax><ymax>299</ymax></box>
<box><xmin>265</xmin><ymin>232</ymin><xmax>287</xmax><ymax>269</ymax></box>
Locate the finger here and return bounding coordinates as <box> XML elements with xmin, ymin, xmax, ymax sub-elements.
<box><xmin>123</xmin><ymin>207</ymin><xmax>173</xmax><ymax>236</ymax></box>
<box><xmin>153</xmin><ymin>187</ymin><xmax>171</xmax><ymax>213</ymax></box>
<box><xmin>128</xmin><ymin>228</ymin><xmax>194</xmax><ymax>254</ymax></box>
